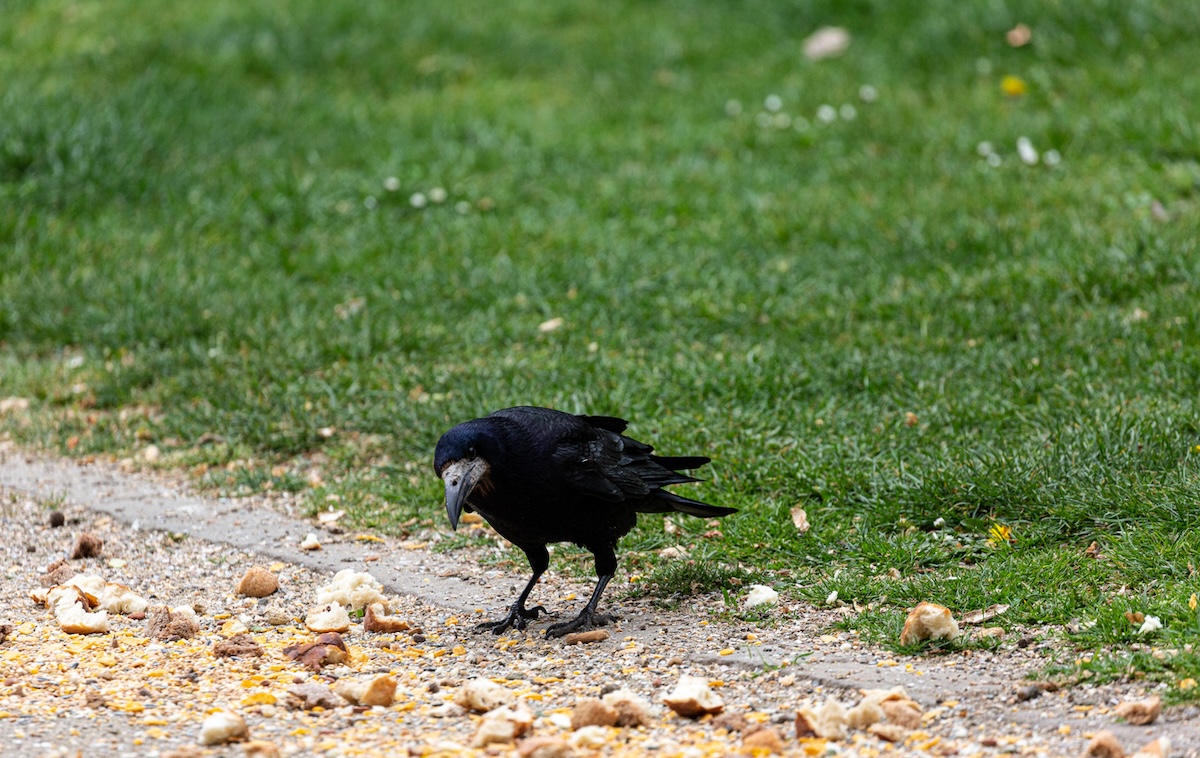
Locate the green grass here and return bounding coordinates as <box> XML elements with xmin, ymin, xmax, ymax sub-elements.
<box><xmin>3</xmin><ymin>0</ymin><xmax>1200</xmax><ymax>689</ymax></box>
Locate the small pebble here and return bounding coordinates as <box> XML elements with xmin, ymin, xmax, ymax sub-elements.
<box><xmin>199</xmin><ymin>711</ymin><xmax>249</xmax><ymax>745</ymax></box>
<box><xmin>71</xmin><ymin>532</ymin><xmax>103</xmax><ymax>559</ymax></box>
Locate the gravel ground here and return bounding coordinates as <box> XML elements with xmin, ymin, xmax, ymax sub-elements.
<box><xmin>1</xmin><ymin>445</ymin><xmax>1197</xmax><ymax>758</ymax></box>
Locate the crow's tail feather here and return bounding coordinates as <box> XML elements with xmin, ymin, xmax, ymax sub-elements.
<box><xmin>638</xmin><ymin>490</ymin><xmax>737</xmax><ymax>518</ymax></box>
<box><xmin>650</xmin><ymin>454</ymin><xmax>710</xmax><ymax>471</ymax></box>
<box><xmin>581</xmin><ymin>414</ymin><xmax>629</xmax><ymax>434</ymax></box>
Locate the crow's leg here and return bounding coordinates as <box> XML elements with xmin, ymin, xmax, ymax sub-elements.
<box><xmin>475</xmin><ymin>544</ymin><xmax>549</xmax><ymax>634</ymax></box>
<box><xmin>545</xmin><ymin>544</ymin><xmax>619</xmax><ymax>638</ymax></box>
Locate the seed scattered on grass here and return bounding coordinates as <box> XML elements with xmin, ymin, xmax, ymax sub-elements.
<box><xmin>745</xmin><ymin>584</ymin><xmax>778</xmax><ymax>608</ymax></box>
<box><xmin>657</xmin><ymin>545</ymin><xmax>689</xmax><ymax>560</ymax></box>
<box><xmin>1006</xmin><ymin>23</ymin><xmax>1032</xmax><ymax>47</ymax></box>
<box><xmin>960</xmin><ymin>603</ymin><xmax>1010</xmax><ymax>625</ymax></box>
<box><xmin>1137</xmin><ymin>616</ymin><xmax>1163</xmax><ymax>635</ymax></box>
<box><xmin>0</xmin><ymin>397</ymin><xmax>30</xmax><ymax>413</ymax></box>
<box><xmin>900</xmin><ymin>601</ymin><xmax>960</xmax><ymax>645</ymax></box>
<box><xmin>1017</xmin><ymin>136</ymin><xmax>1039</xmax><ymax>165</ymax></box>
<box><xmin>789</xmin><ymin>506</ymin><xmax>810</xmax><ymax>533</ymax></box>
<box><xmin>803</xmin><ymin>26</ymin><xmax>851</xmax><ymax>61</ymax></box>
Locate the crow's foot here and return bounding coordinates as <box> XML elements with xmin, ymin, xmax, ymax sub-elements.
<box><xmin>473</xmin><ymin>603</ymin><xmax>547</xmax><ymax>634</ymax></box>
<box><xmin>544</xmin><ymin>608</ymin><xmax>617</xmax><ymax>638</ymax></box>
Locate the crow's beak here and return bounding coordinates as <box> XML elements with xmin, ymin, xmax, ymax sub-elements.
<box><xmin>441</xmin><ymin>458</ymin><xmax>487</xmax><ymax>531</ymax></box>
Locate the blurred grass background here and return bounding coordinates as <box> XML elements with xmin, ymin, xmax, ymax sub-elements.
<box><xmin>2</xmin><ymin>0</ymin><xmax>1200</xmax><ymax>686</ymax></box>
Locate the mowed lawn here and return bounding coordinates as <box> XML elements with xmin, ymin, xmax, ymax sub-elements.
<box><xmin>3</xmin><ymin>0</ymin><xmax>1200</xmax><ymax>693</ymax></box>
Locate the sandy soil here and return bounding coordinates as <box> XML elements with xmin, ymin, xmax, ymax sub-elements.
<box><xmin>0</xmin><ymin>447</ymin><xmax>1196</xmax><ymax>758</ymax></box>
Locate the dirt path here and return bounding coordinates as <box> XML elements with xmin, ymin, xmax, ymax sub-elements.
<box><xmin>1</xmin><ymin>448</ymin><xmax>1196</xmax><ymax>757</ymax></box>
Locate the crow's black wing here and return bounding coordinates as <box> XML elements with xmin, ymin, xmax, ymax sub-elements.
<box><xmin>549</xmin><ymin>427</ymin><xmax>646</xmax><ymax>502</ymax></box>
<box><xmin>550</xmin><ymin>425</ymin><xmax>712</xmax><ymax>504</ymax></box>
<box><xmin>487</xmin><ymin>405</ymin><xmax>730</xmax><ymax>514</ymax></box>
<box><xmin>578</xmin><ymin>414</ymin><xmax>628</xmax><ymax>434</ymax></box>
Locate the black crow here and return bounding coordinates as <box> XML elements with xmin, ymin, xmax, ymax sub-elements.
<box><xmin>433</xmin><ymin>406</ymin><xmax>735</xmax><ymax>637</ymax></box>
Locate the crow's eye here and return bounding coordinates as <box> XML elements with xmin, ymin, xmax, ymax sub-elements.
<box><xmin>468</xmin><ymin>446</ymin><xmax>477</xmax><ymax>458</ymax></box>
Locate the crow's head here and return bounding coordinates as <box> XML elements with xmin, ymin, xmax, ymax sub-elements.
<box><xmin>433</xmin><ymin>421</ymin><xmax>500</xmax><ymax>531</ymax></box>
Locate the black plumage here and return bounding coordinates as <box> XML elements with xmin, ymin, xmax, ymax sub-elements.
<box><xmin>433</xmin><ymin>406</ymin><xmax>735</xmax><ymax>637</ymax></box>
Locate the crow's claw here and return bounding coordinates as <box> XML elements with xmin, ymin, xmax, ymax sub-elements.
<box><xmin>474</xmin><ymin>603</ymin><xmax>547</xmax><ymax>634</ymax></box>
<box><xmin>544</xmin><ymin>609</ymin><xmax>617</xmax><ymax>638</ymax></box>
